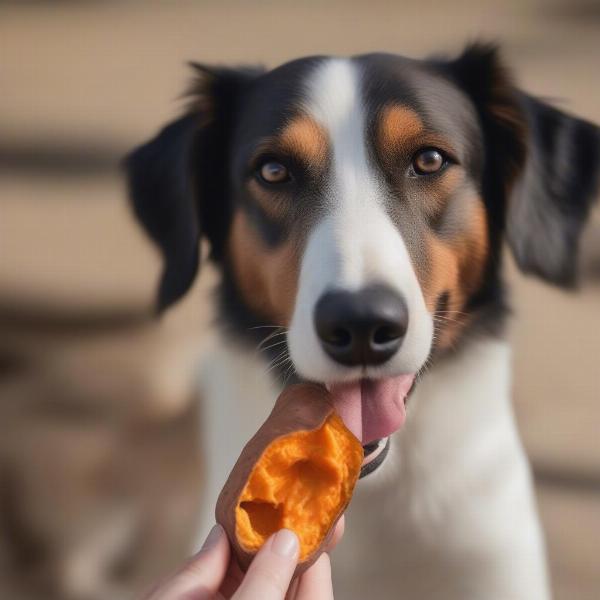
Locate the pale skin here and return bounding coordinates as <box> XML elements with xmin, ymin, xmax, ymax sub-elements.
<box><xmin>144</xmin><ymin>517</ymin><xmax>345</xmax><ymax>600</ymax></box>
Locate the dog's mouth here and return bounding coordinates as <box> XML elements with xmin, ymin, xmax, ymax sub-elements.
<box><xmin>359</xmin><ymin>437</ymin><xmax>391</xmax><ymax>478</ymax></box>
<box><xmin>324</xmin><ymin>374</ymin><xmax>416</xmax><ymax>477</ymax></box>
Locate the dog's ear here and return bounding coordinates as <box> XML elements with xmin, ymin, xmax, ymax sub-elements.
<box><xmin>507</xmin><ymin>94</ymin><xmax>600</xmax><ymax>285</ymax></box>
<box><xmin>448</xmin><ymin>43</ymin><xmax>600</xmax><ymax>287</ymax></box>
<box><xmin>125</xmin><ymin>65</ymin><xmax>262</xmax><ymax>311</ymax></box>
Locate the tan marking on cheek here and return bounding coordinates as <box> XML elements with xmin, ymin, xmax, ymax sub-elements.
<box><xmin>422</xmin><ymin>236</ymin><xmax>461</xmax><ymax>312</ymax></box>
<box><xmin>280</xmin><ymin>116</ymin><xmax>328</xmax><ymax>171</ymax></box>
<box><xmin>454</xmin><ymin>201</ymin><xmax>489</xmax><ymax>297</ymax></box>
<box><xmin>421</xmin><ymin>199</ymin><xmax>489</xmax><ymax>350</ymax></box>
<box><xmin>423</xmin><ymin>237</ymin><xmax>465</xmax><ymax>350</ymax></box>
<box><xmin>228</xmin><ymin>211</ymin><xmax>299</xmax><ymax>325</ymax></box>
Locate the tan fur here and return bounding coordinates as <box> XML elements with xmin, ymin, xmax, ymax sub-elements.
<box><xmin>279</xmin><ymin>116</ymin><xmax>328</xmax><ymax>171</ymax></box>
<box><xmin>421</xmin><ymin>199</ymin><xmax>489</xmax><ymax>349</ymax></box>
<box><xmin>228</xmin><ymin>211</ymin><xmax>299</xmax><ymax>325</ymax></box>
<box><xmin>376</xmin><ymin>104</ymin><xmax>424</xmax><ymax>168</ymax></box>
<box><xmin>378</xmin><ymin>105</ymin><xmax>424</xmax><ymax>155</ymax></box>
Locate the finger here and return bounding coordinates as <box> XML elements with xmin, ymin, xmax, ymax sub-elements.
<box><xmin>325</xmin><ymin>515</ymin><xmax>345</xmax><ymax>552</ymax></box>
<box><xmin>232</xmin><ymin>529</ymin><xmax>299</xmax><ymax>600</ymax></box>
<box><xmin>219</xmin><ymin>558</ymin><xmax>245</xmax><ymax>598</ymax></box>
<box><xmin>287</xmin><ymin>515</ymin><xmax>344</xmax><ymax>599</ymax></box>
<box><xmin>144</xmin><ymin>524</ymin><xmax>230</xmax><ymax>600</ymax></box>
<box><xmin>294</xmin><ymin>553</ymin><xmax>334</xmax><ymax>600</ymax></box>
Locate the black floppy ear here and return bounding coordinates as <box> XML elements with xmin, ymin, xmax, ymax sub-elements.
<box><xmin>126</xmin><ymin>112</ymin><xmax>202</xmax><ymax>311</ymax></box>
<box><xmin>125</xmin><ymin>65</ymin><xmax>262</xmax><ymax>311</ymax></box>
<box><xmin>507</xmin><ymin>94</ymin><xmax>600</xmax><ymax>286</ymax></box>
<box><xmin>447</xmin><ymin>43</ymin><xmax>600</xmax><ymax>287</ymax></box>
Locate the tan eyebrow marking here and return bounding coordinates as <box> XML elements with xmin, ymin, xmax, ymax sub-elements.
<box><xmin>378</xmin><ymin>105</ymin><xmax>424</xmax><ymax>153</ymax></box>
<box><xmin>279</xmin><ymin>115</ymin><xmax>329</xmax><ymax>170</ymax></box>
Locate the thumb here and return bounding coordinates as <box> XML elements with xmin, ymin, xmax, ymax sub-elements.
<box><xmin>232</xmin><ymin>529</ymin><xmax>300</xmax><ymax>600</ymax></box>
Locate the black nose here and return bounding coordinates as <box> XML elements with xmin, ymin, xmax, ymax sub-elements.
<box><xmin>314</xmin><ymin>285</ymin><xmax>408</xmax><ymax>367</ymax></box>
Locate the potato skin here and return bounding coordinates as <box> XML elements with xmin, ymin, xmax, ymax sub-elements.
<box><xmin>215</xmin><ymin>383</ymin><xmax>349</xmax><ymax>577</ymax></box>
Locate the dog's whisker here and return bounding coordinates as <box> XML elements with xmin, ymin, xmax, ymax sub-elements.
<box><xmin>259</xmin><ymin>339</ymin><xmax>289</xmax><ymax>354</ymax></box>
<box><xmin>433</xmin><ymin>315</ymin><xmax>465</xmax><ymax>325</ymax></box>
<box><xmin>282</xmin><ymin>362</ymin><xmax>296</xmax><ymax>387</ymax></box>
<box><xmin>265</xmin><ymin>357</ymin><xmax>292</xmax><ymax>377</ymax></box>
<box><xmin>256</xmin><ymin>330</ymin><xmax>288</xmax><ymax>352</ymax></box>
<box><xmin>267</xmin><ymin>346</ymin><xmax>288</xmax><ymax>363</ymax></box>
<box><xmin>264</xmin><ymin>347</ymin><xmax>292</xmax><ymax>376</ymax></box>
<box><xmin>255</xmin><ymin>326</ymin><xmax>287</xmax><ymax>343</ymax></box>
<box><xmin>416</xmin><ymin>350</ymin><xmax>434</xmax><ymax>384</ymax></box>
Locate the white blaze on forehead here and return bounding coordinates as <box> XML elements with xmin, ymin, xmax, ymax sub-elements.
<box><xmin>303</xmin><ymin>58</ymin><xmax>382</xmax><ymax>287</ymax></box>
<box><xmin>306</xmin><ymin>59</ymin><xmax>374</xmax><ymax>195</ymax></box>
<box><xmin>288</xmin><ymin>58</ymin><xmax>433</xmax><ymax>381</ymax></box>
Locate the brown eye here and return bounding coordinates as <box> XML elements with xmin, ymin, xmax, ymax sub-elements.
<box><xmin>258</xmin><ymin>161</ymin><xmax>290</xmax><ymax>184</ymax></box>
<box><xmin>412</xmin><ymin>149</ymin><xmax>445</xmax><ymax>175</ymax></box>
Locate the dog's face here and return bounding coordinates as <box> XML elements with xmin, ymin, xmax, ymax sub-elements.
<box><xmin>127</xmin><ymin>45</ymin><xmax>599</xmax><ymax>465</ymax></box>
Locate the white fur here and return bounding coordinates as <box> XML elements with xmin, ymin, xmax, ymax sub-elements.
<box><xmin>287</xmin><ymin>58</ymin><xmax>433</xmax><ymax>381</ymax></box>
<box><xmin>196</xmin><ymin>336</ymin><xmax>550</xmax><ymax>599</ymax></box>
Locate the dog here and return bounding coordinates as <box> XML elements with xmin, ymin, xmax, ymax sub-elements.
<box><xmin>125</xmin><ymin>44</ymin><xmax>600</xmax><ymax>599</ymax></box>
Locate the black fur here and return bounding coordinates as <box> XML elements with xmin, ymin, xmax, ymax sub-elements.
<box><xmin>508</xmin><ymin>93</ymin><xmax>600</xmax><ymax>286</ymax></box>
<box><xmin>126</xmin><ymin>113</ymin><xmax>202</xmax><ymax>311</ymax></box>
<box><xmin>124</xmin><ymin>65</ymin><xmax>262</xmax><ymax>311</ymax></box>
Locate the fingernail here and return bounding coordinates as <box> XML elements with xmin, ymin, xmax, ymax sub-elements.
<box><xmin>201</xmin><ymin>524</ymin><xmax>224</xmax><ymax>551</ymax></box>
<box><xmin>271</xmin><ymin>529</ymin><xmax>299</xmax><ymax>558</ymax></box>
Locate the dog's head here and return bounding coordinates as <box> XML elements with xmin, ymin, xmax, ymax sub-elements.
<box><xmin>126</xmin><ymin>44</ymin><xmax>600</xmax><ymax>466</ymax></box>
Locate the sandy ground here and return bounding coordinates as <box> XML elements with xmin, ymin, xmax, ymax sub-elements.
<box><xmin>1</xmin><ymin>1</ymin><xmax>599</xmax><ymax>598</ymax></box>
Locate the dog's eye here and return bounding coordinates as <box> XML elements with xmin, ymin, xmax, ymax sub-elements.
<box><xmin>412</xmin><ymin>148</ymin><xmax>446</xmax><ymax>175</ymax></box>
<box><xmin>258</xmin><ymin>161</ymin><xmax>290</xmax><ymax>184</ymax></box>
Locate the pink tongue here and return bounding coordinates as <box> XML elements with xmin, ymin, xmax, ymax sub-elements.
<box><xmin>329</xmin><ymin>375</ymin><xmax>414</xmax><ymax>444</ymax></box>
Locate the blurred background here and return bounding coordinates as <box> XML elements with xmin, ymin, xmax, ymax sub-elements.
<box><xmin>1</xmin><ymin>0</ymin><xmax>599</xmax><ymax>598</ymax></box>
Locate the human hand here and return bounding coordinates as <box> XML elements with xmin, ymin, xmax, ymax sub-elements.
<box><xmin>143</xmin><ymin>517</ymin><xmax>344</xmax><ymax>599</ymax></box>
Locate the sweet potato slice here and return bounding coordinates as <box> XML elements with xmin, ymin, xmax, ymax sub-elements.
<box><xmin>216</xmin><ymin>384</ymin><xmax>363</xmax><ymax>574</ymax></box>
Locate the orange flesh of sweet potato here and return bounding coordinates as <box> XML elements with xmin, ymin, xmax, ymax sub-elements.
<box><xmin>235</xmin><ymin>413</ymin><xmax>363</xmax><ymax>560</ymax></box>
